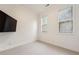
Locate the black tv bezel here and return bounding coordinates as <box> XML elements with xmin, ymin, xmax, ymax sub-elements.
<box><xmin>0</xmin><ymin>10</ymin><xmax>17</xmax><ymax>32</ymax></box>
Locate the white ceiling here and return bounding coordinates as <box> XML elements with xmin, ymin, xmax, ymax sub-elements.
<box><xmin>25</xmin><ymin>4</ymin><xmax>53</xmax><ymax>14</ymax></box>
<box><xmin>0</xmin><ymin>4</ymin><xmax>53</xmax><ymax>14</ymax></box>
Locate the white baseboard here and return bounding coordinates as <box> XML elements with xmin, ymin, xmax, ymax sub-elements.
<box><xmin>37</xmin><ymin>39</ymin><xmax>79</xmax><ymax>54</ymax></box>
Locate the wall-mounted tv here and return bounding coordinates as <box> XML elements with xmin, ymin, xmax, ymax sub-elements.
<box><xmin>0</xmin><ymin>10</ymin><xmax>17</xmax><ymax>32</ymax></box>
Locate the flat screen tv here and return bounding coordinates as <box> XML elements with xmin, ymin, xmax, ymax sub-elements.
<box><xmin>0</xmin><ymin>10</ymin><xmax>17</xmax><ymax>32</ymax></box>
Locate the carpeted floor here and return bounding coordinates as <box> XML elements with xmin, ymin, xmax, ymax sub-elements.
<box><xmin>0</xmin><ymin>41</ymin><xmax>78</xmax><ymax>55</ymax></box>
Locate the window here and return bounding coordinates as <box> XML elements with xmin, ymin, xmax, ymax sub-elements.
<box><xmin>41</xmin><ymin>16</ymin><xmax>48</xmax><ymax>32</ymax></box>
<box><xmin>59</xmin><ymin>20</ymin><xmax>73</xmax><ymax>33</ymax></box>
<box><xmin>59</xmin><ymin>7</ymin><xmax>73</xmax><ymax>33</ymax></box>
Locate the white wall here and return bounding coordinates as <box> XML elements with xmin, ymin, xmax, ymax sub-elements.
<box><xmin>0</xmin><ymin>5</ymin><xmax>37</xmax><ymax>51</ymax></box>
<box><xmin>38</xmin><ymin>4</ymin><xmax>79</xmax><ymax>52</ymax></box>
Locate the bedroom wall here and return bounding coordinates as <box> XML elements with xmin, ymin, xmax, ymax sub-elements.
<box><xmin>0</xmin><ymin>5</ymin><xmax>37</xmax><ymax>51</ymax></box>
<box><xmin>38</xmin><ymin>4</ymin><xmax>79</xmax><ymax>52</ymax></box>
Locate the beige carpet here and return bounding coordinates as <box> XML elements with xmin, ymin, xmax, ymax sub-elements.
<box><xmin>0</xmin><ymin>41</ymin><xmax>78</xmax><ymax>55</ymax></box>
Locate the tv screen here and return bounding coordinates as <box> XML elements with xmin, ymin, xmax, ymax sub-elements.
<box><xmin>0</xmin><ymin>10</ymin><xmax>17</xmax><ymax>32</ymax></box>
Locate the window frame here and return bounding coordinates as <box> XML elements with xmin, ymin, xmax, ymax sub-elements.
<box><xmin>58</xmin><ymin>6</ymin><xmax>73</xmax><ymax>33</ymax></box>
<box><xmin>41</xmin><ymin>16</ymin><xmax>48</xmax><ymax>32</ymax></box>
